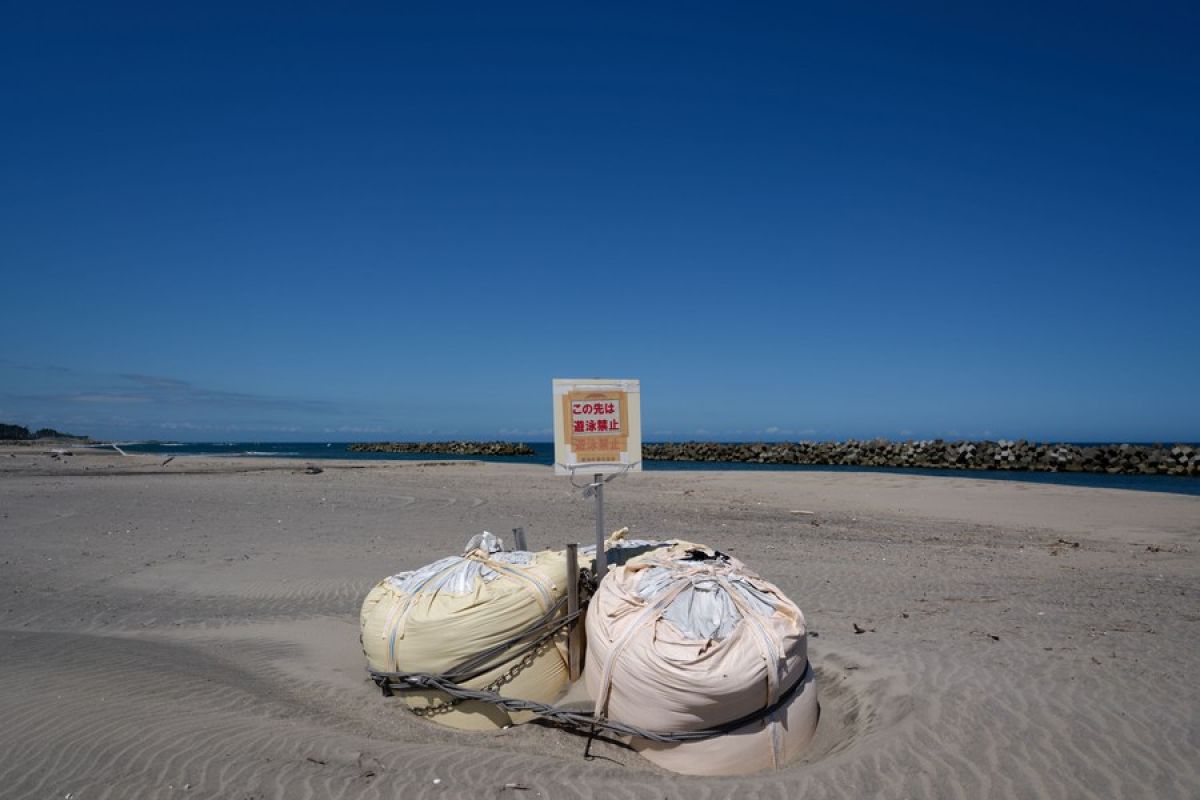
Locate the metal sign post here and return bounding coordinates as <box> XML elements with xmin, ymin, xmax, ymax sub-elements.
<box><xmin>565</xmin><ymin>543</ymin><xmax>582</xmax><ymax>680</ymax></box>
<box><xmin>581</xmin><ymin>472</ymin><xmax>609</xmax><ymax>579</ymax></box>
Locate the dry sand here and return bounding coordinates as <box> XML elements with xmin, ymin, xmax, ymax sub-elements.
<box><xmin>1</xmin><ymin>447</ymin><xmax>1197</xmax><ymax>799</ymax></box>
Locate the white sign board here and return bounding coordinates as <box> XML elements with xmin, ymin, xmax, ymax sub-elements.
<box><xmin>552</xmin><ymin>378</ymin><xmax>642</xmax><ymax>476</ymax></box>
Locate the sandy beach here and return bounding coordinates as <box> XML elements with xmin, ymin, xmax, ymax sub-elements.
<box><xmin>2</xmin><ymin>447</ymin><xmax>1197</xmax><ymax>799</ymax></box>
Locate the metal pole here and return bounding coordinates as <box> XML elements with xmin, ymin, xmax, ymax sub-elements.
<box><xmin>566</xmin><ymin>543</ymin><xmax>581</xmax><ymax>681</ymax></box>
<box><xmin>594</xmin><ymin>473</ymin><xmax>607</xmax><ymax>581</ymax></box>
<box><xmin>512</xmin><ymin>526</ymin><xmax>527</xmax><ymax>551</ymax></box>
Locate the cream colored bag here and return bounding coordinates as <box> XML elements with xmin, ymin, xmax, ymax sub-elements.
<box><xmin>360</xmin><ymin>533</ymin><xmax>570</xmax><ymax>730</ymax></box>
<box><xmin>585</xmin><ymin>544</ymin><xmax>819</xmax><ymax>775</ymax></box>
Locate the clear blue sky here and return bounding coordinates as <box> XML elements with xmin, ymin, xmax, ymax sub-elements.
<box><xmin>2</xmin><ymin>2</ymin><xmax>1197</xmax><ymax>442</ymax></box>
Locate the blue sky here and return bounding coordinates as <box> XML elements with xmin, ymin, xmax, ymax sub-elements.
<box><xmin>2</xmin><ymin>3</ymin><xmax>1197</xmax><ymax>442</ymax></box>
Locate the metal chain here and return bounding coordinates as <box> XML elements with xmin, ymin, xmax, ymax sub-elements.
<box><xmin>409</xmin><ymin>622</ymin><xmax>569</xmax><ymax>717</ymax></box>
<box><xmin>577</xmin><ymin>567</ymin><xmax>598</xmax><ymax>600</ymax></box>
<box><xmin>374</xmin><ymin>660</ymin><xmax>812</xmax><ymax>743</ymax></box>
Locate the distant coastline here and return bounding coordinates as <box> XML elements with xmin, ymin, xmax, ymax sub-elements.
<box><xmin>347</xmin><ymin>441</ymin><xmax>535</xmax><ymax>456</ymax></box>
<box><xmin>5</xmin><ymin>425</ymin><xmax>1196</xmax><ymax>478</ymax></box>
<box><xmin>13</xmin><ymin>438</ymin><xmax>1191</xmax><ymax>495</ymax></box>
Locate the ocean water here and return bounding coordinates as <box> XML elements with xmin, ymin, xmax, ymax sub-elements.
<box><xmin>110</xmin><ymin>441</ymin><xmax>1200</xmax><ymax>497</ymax></box>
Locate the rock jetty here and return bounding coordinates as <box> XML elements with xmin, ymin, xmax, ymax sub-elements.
<box><xmin>643</xmin><ymin>440</ymin><xmax>1199</xmax><ymax>476</ymax></box>
<box><xmin>348</xmin><ymin>441</ymin><xmax>535</xmax><ymax>457</ymax></box>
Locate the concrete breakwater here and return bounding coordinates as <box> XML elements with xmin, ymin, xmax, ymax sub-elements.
<box><xmin>643</xmin><ymin>440</ymin><xmax>1200</xmax><ymax>476</ymax></box>
<box><xmin>348</xmin><ymin>441</ymin><xmax>535</xmax><ymax>456</ymax></box>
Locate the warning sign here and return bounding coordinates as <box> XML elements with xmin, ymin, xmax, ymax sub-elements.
<box><xmin>552</xmin><ymin>379</ymin><xmax>641</xmax><ymax>476</ymax></box>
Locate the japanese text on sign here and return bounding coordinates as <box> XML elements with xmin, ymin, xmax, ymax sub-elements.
<box><xmin>571</xmin><ymin>400</ymin><xmax>622</xmax><ymax>435</ymax></box>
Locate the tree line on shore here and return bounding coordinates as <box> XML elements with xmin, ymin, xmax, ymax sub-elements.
<box><xmin>0</xmin><ymin>423</ymin><xmax>88</xmax><ymax>441</ymax></box>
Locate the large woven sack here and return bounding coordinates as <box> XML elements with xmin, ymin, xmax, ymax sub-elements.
<box><xmin>360</xmin><ymin>533</ymin><xmax>570</xmax><ymax>730</ymax></box>
<box><xmin>585</xmin><ymin>544</ymin><xmax>819</xmax><ymax>775</ymax></box>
